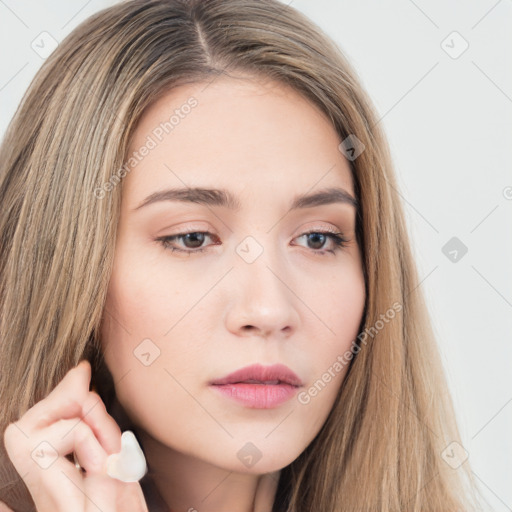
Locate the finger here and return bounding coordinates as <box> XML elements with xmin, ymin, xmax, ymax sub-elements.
<box><xmin>63</xmin><ymin>419</ymin><xmax>108</xmax><ymax>475</ymax></box>
<box><xmin>21</xmin><ymin>360</ymin><xmax>92</xmax><ymax>430</ymax></box>
<box><xmin>83</xmin><ymin>479</ymin><xmax>148</xmax><ymax>512</ymax></box>
<box><xmin>6</xmin><ymin>419</ymin><xmax>148</xmax><ymax>512</ymax></box>
<box><xmin>26</xmin><ymin>362</ymin><xmax>121</xmax><ymax>456</ymax></box>
<box><xmin>7</xmin><ymin>362</ymin><xmax>122</xmax><ymax>471</ymax></box>
<box><xmin>5</xmin><ymin>418</ymin><xmax>113</xmax><ymax>512</ymax></box>
<box><xmin>114</xmin><ymin>481</ymin><xmax>149</xmax><ymax>512</ymax></box>
<box><xmin>83</xmin><ymin>473</ymin><xmax>118</xmax><ymax>512</ymax></box>
<box><xmin>79</xmin><ymin>391</ymin><xmax>122</xmax><ymax>455</ymax></box>
<box><xmin>7</xmin><ymin>418</ymin><xmax>107</xmax><ymax>481</ymax></box>
<box><xmin>33</xmin><ymin>363</ymin><xmax>122</xmax><ymax>456</ymax></box>
<box><xmin>84</xmin><ymin>478</ymin><xmax>149</xmax><ymax>512</ymax></box>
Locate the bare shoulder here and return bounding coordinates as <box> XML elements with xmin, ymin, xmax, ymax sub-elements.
<box><xmin>0</xmin><ymin>501</ymin><xmax>15</xmax><ymax>512</ymax></box>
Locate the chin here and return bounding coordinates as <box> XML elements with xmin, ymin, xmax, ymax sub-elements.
<box><xmin>209</xmin><ymin>438</ymin><xmax>304</xmax><ymax>475</ymax></box>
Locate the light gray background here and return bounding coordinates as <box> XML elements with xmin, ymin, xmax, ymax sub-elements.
<box><xmin>1</xmin><ymin>1</ymin><xmax>510</xmax><ymax>510</ymax></box>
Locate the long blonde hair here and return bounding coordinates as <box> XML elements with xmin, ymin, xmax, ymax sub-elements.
<box><xmin>0</xmin><ymin>0</ymin><xmax>484</xmax><ymax>510</ymax></box>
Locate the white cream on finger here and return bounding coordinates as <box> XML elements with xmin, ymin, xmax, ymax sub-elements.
<box><xmin>106</xmin><ymin>430</ymin><xmax>147</xmax><ymax>482</ymax></box>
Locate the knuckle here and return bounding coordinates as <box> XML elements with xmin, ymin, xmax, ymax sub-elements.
<box><xmin>3</xmin><ymin>422</ymin><xmax>26</xmax><ymax>446</ymax></box>
<box><xmin>3</xmin><ymin>423</ymin><xmax>28</xmax><ymax>463</ymax></box>
<box><xmin>3</xmin><ymin>423</ymin><xmax>16</xmax><ymax>445</ymax></box>
<box><xmin>72</xmin><ymin>420</ymin><xmax>92</xmax><ymax>443</ymax></box>
<box><xmin>87</xmin><ymin>391</ymin><xmax>106</xmax><ymax>411</ymax></box>
<box><xmin>62</xmin><ymin>396</ymin><xmax>84</xmax><ymax>415</ymax></box>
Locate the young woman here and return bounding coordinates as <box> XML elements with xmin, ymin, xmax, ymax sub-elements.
<box><xmin>0</xmin><ymin>0</ymin><xmax>484</xmax><ymax>510</ymax></box>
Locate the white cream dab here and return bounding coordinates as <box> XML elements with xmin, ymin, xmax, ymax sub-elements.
<box><xmin>106</xmin><ymin>430</ymin><xmax>147</xmax><ymax>482</ymax></box>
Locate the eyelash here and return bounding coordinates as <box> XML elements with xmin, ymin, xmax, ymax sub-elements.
<box><xmin>156</xmin><ymin>229</ymin><xmax>349</xmax><ymax>256</ymax></box>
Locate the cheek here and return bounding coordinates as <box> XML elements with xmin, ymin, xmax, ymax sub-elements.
<box><xmin>105</xmin><ymin>244</ymin><xmax>218</xmax><ymax>340</ymax></box>
<box><xmin>296</xmin><ymin>265</ymin><xmax>366</xmax><ymax>414</ymax></box>
<box><xmin>101</xmin><ymin>255</ymin><xmax>180</xmax><ymax>345</ymax></box>
<box><xmin>299</xmin><ymin>254</ymin><xmax>366</xmax><ymax>349</ymax></box>
<box><xmin>98</xmin><ymin>252</ymin><xmax>211</xmax><ymax>428</ymax></box>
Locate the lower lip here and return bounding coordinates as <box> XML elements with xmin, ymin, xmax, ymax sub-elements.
<box><xmin>209</xmin><ymin>383</ymin><xmax>299</xmax><ymax>409</ymax></box>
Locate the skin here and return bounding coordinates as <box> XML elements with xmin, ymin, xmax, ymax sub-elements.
<box><xmin>3</xmin><ymin>361</ymin><xmax>147</xmax><ymax>511</ymax></box>
<box><xmin>100</xmin><ymin>74</ymin><xmax>366</xmax><ymax>511</ymax></box>
<box><xmin>3</xmin><ymin>74</ymin><xmax>366</xmax><ymax>512</ymax></box>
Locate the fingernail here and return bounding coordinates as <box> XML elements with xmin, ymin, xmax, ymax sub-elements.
<box><xmin>106</xmin><ymin>431</ymin><xmax>147</xmax><ymax>482</ymax></box>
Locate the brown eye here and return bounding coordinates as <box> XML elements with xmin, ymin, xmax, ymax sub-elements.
<box><xmin>180</xmin><ymin>232</ymin><xmax>206</xmax><ymax>249</ymax></box>
<box><xmin>157</xmin><ymin>231</ymin><xmax>218</xmax><ymax>253</ymax></box>
<box><xmin>293</xmin><ymin>230</ymin><xmax>348</xmax><ymax>255</ymax></box>
<box><xmin>305</xmin><ymin>232</ymin><xmax>327</xmax><ymax>250</ymax></box>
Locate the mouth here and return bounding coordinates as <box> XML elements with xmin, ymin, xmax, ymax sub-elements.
<box><xmin>233</xmin><ymin>379</ymin><xmax>288</xmax><ymax>385</ymax></box>
<box><xmin>209</xmin><ymin>363</ymin><xmax>303</xmax><ymax>387</ymax></box>
<box><xmin>209</xmin><ymin>363</ymin><xmax>303</xmax><ymax>409</ymax></box>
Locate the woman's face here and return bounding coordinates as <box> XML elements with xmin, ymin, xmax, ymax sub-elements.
<box><xmin>100</xmin><ymin>74</ymin><xmax>366</xmax><ymax>474</ymax></box>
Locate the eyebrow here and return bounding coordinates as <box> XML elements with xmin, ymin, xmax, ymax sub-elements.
<box><xmin>131</xmin><ymin>186</ymin><xmax>358</xmax><ymax>212</ymax></box>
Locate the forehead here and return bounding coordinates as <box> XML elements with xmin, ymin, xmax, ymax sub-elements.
<box><xmin>122</xmin><ymin>75</ymin><xmax>354</xmax><ymax>206</ymax></box>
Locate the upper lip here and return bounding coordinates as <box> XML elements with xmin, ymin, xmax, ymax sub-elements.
<box><xmin>209</xmin><ymin>363</ymin><xmax>303</xmax><ymax>387</ymax></box>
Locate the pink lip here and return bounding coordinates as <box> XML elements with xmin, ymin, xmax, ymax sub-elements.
<box><xmin>209</xmin><ymin>363</ymin><xmax>303</xmax><ymax>409</ymax></box>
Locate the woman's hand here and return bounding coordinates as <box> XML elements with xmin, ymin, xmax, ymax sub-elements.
<box><xmin>3</xmin><ymin>360</ymin><xmax>148</xmax><ymax>512</ymax></box>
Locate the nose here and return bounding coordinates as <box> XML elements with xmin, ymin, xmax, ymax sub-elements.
<box><xmin>224</xmin><ymin>249</ymin><xmax>300</xmax><ymax>340</ymax></box>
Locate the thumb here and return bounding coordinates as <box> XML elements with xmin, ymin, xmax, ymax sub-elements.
<box><xmin>82</xmin><ymin>474</ymin><xmax>149</xmax><ymax>512</ymax></box>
